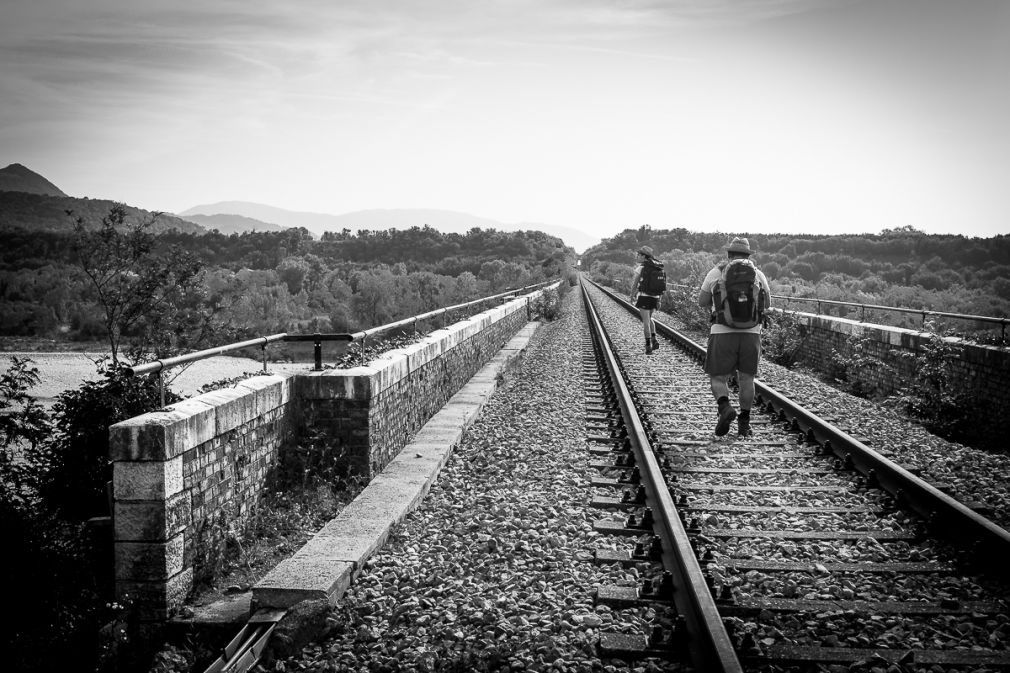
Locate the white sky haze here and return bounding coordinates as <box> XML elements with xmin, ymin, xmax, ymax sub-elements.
<box><xmin>1</xmin><ymin>0</ymin><xmax>1008</xmax><ymax>241</ymax></box>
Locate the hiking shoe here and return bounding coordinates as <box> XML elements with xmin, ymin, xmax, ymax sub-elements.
<box><xmin>715</xmin><ymin>403</ymin><xmax>737</xmax><ymax>437</ymax></box>
<box><xmin>737</xmin><ymin>411</ymin><xmax>752</xmax><ymax>437</ymax></box>
<box><xmin>645</xmin><ymin>340</ymin><xmax>653</xmax><ymax>355</ymax></box>
<box><xmin>651</xmin><ymin>336</ymin><xmax>660</xmax><ymax>351</ymax></box>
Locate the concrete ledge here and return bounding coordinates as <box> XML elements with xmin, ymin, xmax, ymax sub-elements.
<box><xmin>252</xmin><ymin>558</ymin><xmax>355</xmax><ymax>609</ymax></box>
<box><xmin>251</xmin><ymin>321</ymin><xmax>538</xmax><ymax>609</ymax></box>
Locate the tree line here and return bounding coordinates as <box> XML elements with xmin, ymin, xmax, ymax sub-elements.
<box><xmin>583</xmin><ymin>225</ymin><xmax>1010</xmax><ymax>334</ymax></box>
<box><xmin>0</xmin><ymin>208</ymin><xmax>574</xmax><ymax>352</ymax></box>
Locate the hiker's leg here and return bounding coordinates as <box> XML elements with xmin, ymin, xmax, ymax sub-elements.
<box><xmin>639</xmin><ymin>307</ymin><xmax>653</xmax><ymax>340</ymax></box>
<box><xmin>710</xmin><ymin>373</ymin><xmax>731</xmax><ymax>401</ymax></box>
<box><xmin>737</xmin><ymin>372</ymin><xmax>755</xmax><ymax>410</ymax></box>
<box><xmin>736</xmin><ymin>334</ymin><xmax>761</xmax><ymax>410</ymax></box>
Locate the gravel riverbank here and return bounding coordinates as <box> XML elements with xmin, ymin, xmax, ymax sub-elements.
<box><xmin>0</xmin><ymin>352</ymin><xmax>313</xmax><ymax>407</ymax></box>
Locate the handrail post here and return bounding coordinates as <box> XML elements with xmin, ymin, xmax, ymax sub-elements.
<box><xmin>158</xmin><ymin>370</ymin><xmax>165</xmax><ymax>408</ymax></box>
<box><xmin>359</xmin><ymin>335</ymin><xmax>367</xmax><ymax>363</ymax></box>
<box><xmin>860</xmin><ymin>305</ymin><xmax>866</xmax><ymax>323</ymax></box>
<box><xmin>261</xmin><ymin>342</ymin><xmax>268</xmax><ymax>372</ymax></box>
<box><xmin>313</xmin><ymin>332</ymin><xmax>322</xmax><ymax>371</ymax></box>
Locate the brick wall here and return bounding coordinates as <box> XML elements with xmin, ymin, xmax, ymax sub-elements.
<box><xmin>109</xmin><ymin>375</ymin><xmax>296</xmax><ymax>619</ymax></box>
<box><xmin>108</xmin><ymin>286</ymin><xmax>552</xmax><ymax>620</ymax></box>
<box><xmin>296</xmin><ymin>299</ymin><xmax>535</xmax><ymax>480</ymax></box>
<box><xmin>783</xmin><ymin>310</ymin><xmax>1009</xmax><ymax>443</ymax></box>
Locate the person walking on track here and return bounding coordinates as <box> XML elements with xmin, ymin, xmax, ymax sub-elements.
<box><xmin>697</xmin><ymin>237</ymin><xmax>771</xmax><ymax>436</ymax></box>
<box><xmin>629</xmin><ymin>245</ymin><xmax>665</xmax><ymax>354</ymax></box>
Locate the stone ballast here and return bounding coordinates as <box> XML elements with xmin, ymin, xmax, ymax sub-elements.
<box><xmin>109</xmin><ymin>285</ymin><xmax>557</xmax><ymax>620</ymax></box>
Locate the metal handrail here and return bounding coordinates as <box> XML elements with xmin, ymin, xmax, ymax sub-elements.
<box><xmin>126</xmin><ymin>280</ymin><xmax>558</xmax><ymax>403</ymax></box>
<box><xmin>128</xmin><ymin>334</ymin><xmax>290</xmax><ymax>377</ymax></box>
<box><xmin>345</xmin><ymin>280</ymin><xmax>556</xmax><ymax>359</ymax></box>
<box><xmin>662</xmin><ymin>282</ymin><xmax>1008</xmax><ymax>339</ymax></box>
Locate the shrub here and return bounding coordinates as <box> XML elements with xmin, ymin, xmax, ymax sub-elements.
<box><xmin>45</xmin><ymin>360</ymin><xmax>180</xmax><ymax>519</ymax></box>
<box><xmin>828</xmin><ymin>335</ymin><xmax>894</xmax><ymax>399</ymax></box>
<box><xmin>530</xmin><ymin>285</ymin><xmax>566</xmax><ymax>322</ymax></box>
<box><xmin>890</xmin><ymin>327</ymin><xmax>974</xmax><ymax>442</ymax></box>
<box><xmin>662</xmin><ymin>285</ymin><xmax>710</xmax><ymax>334</ymax></box>
<box><xmin>761</xmin><ymin>311</ymin><xmax>807</xmax><ymax>368</ymax></box>
<box><xmin>0</xmin><ymin>356</ymin><xmax>130</xmax><ymax>672</ymax></box>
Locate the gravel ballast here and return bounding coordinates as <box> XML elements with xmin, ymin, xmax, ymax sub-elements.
<box><xmin>275</xmin><ymin>288</ymin><xmax>683</xmax><ymax>672</ymax></box>
<box><xmin>268</xmin><ymin>285</ymin><xmax>1010</xmax><ymax>672</ymax></box>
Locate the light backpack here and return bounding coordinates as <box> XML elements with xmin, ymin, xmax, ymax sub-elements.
<box><xmin>713</xmin><ymin>258</ymin><xmax>766</xmax><ymax>328</ymax></box>
<box><xmin>639</xmin><ymin>258</ymin><xmax>667</xmax><ymax>295</ymax></box>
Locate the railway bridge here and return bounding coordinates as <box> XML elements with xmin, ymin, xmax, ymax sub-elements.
<box><xmin>110</xmin><ymin>279</ymin><xmax>1010</xmax><ymax>672</ymax></box>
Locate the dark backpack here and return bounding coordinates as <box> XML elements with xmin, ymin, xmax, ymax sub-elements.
<box><xmin>639</xmin><ymin>258</ymin><xmax>667</xmax><ymax>295</ymax></box>
<box><xmin>713</xmin><ymin>259</ymin><xmax>766</xmax><ymax>328</ymax></box>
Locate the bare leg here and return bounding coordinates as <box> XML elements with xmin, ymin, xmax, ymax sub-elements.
<box><xmin>639</xmin><ymin>308</ymin><xmax>653</xmax><ymax>340</ymax></box>
<box><xmin>710</xmin><ymin>373</ymin><xmax>731</xmax><ymax>401</ymax></box>
<box><xmin>737</xmin><ymin>372</ymin><xmax>755</xmax><ymax>410</ymax></box>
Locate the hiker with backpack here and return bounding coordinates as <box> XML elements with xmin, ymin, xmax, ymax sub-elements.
<box><xmin>697</xmin><ymin>237</ymin><xmax>771</xmax><ymax>437</ymax></box>
<box><xmin>629</xmin><ymin>245</ymin><xmax>666</xmax><ymax>354</ymax></box>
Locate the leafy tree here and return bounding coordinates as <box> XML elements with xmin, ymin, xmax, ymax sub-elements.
<box><xmin>352</xmin><ymin>269</ymin><xmax>397</xmax><ymax>326</ymax></box>
<box><xmin>0</xmin><ymin>356</ymin><xmax>51</xmax><ymax>488</ymax></box>
<box><xmin>453</xmin><ymin>271</ymin><xmax>480</xmax><ymax>302</ymax></box>
<box><xmin>276</xmin><ymin>256</ymin><xmax>311</xmax><ymax>295</ymax></box>
<box><xmin>70</xmin><ymin>204</ymin><xmax>205</xmax><ymax>364</ymax></box>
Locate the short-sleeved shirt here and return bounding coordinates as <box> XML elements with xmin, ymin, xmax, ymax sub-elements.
<box><xmin>700</xmin><ymin>263</ymin><xmax>771</xmax><ymax>335</ymax></box>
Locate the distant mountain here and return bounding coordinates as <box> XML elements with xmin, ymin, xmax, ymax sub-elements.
<box><xmin>0</xmin><ymin>163</ymin><xmax>67</xmax><ymax>197</ymax></box>
<box><xmin>180</xmin><ymin>202</ymin><xmax>598</xmax><ymax>252</ymax></box>
<box><xmin>0</xmin><ymin>191</ymin><xmax>206</xmax><ymax>235</ymax></box>
<box><xmin>0</xmin><ymin>163</ymin><xmax>206</xmax><ymax>235</ymax></box>
<box><xmin>177</xmin><ymin>212</ymin><xmax>287</xmax><ymax>234</ymax></box>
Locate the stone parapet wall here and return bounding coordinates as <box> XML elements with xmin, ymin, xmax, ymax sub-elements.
<box><xmin>297</xmin><ymin>294</ymin><xmax>538</xmax><ymax>480</ymax></box>
<box><xmin>109</xmin><ymin>284</ymin><xmax>556</xmax><ymax>620</ymax></box>
<box><xmin>783</xmin><ymin>310</ymin><xmax>1009</xmax><ymax>442</ymax></box>
<box><xmin>109</xmin><ymin>374</ymin><xmax>296</xmax><ymax>620</ymax></box>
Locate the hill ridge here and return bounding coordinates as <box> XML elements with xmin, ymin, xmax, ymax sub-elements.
<box><xmin>0</xmin><ymin>163</ymin><xmax>67</xmax><ymax>197</ymax></box>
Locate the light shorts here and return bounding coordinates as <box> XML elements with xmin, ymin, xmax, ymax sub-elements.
<box><xmin>635</xmin><ymin>295</ymin><xmax>659</xmax><ymax>310</ymax></box>
<box><xmin>704</xmin><ymin>332</ymin><xmax>761</xmax><ymax>377</ymax></box>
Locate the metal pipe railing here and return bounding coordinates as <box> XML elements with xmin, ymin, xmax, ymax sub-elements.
<box><xmin>126</xmin><ymin>280</ymin><xmax>558</xmax><ymax>404</ymax></box>
<box><xmin>661</xmin><ymin>282</ymin><xmax>1007</xmax><ymax>340</ymax></box>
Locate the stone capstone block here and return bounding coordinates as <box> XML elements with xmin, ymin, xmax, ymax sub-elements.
<box><xmin>196</xmin><ymin>387</ymin><xmax>258</xmax><ymax>435</ymax></box>
<box><xmin>114</xmin><ymin>456</ymin><xmax>184</xmax><ymax>500</ymax></box>
<box><xmin>370</xmin><ymin>355</ymin><xmax>410</xmax><ymax>395</ymax></box>
<box><xmin>236</xmin><ymin>374</ymin><xmax>291</xmax><ymax>416</ymax></box>
<box><xmin>253</xmin><ymin>557</ymin><xmax>354</xmax><ymax>608</ymax></box>
<box><xmin>115</xmin><ymin>491</ymin><xmax>191</xmax><ymax>541</ymax></box>
<box><xmin>297</xmin><ymin>368</ymin><xmax>375</xmax><ymax>401</ymax></box>
<box><xmin>109</xmin><ymin>403</ymin><xmax>215</xmax><ymax>461</ymax></box>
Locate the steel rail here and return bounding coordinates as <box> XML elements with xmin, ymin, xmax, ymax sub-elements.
<box><xmin>590</xmin><ymin>278</ymin><xmax>1010</xmax><ymax>571</ymax></box>
<box><xmin>581</xmin><ymin>281</ymin><xmax>743</xmax><ymax>673</ymax></box>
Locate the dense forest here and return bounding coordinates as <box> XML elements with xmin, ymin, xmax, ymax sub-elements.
<box><xmin>0</xmin><ymin>209</ymin><xmax>574</xmax><ymax>347</ymax></box>
<box><xmin>583</xmin><ymin>225</ymin><xmax>1010</xmax><ymax>334</ymax></box>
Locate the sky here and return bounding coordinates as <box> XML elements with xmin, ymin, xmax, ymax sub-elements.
<box><xmin>2</xmin><ymin>0</ymin><xmax>1008</xmax><ymax>241</ymax></box>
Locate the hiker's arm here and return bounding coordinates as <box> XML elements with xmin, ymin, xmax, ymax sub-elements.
<box><xmin>629</xmin><ymin>271</ymin><xmax>641</xmax><ymax>298</ymax></box>
<box><xmin>697</xmin><ymin>289</ymin><xmax>712</xmax><ymax>311</ymax></box>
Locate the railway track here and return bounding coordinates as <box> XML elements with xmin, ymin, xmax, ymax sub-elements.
<box><xmin>580</xmin><ymin>279</ymin><xmax>1010</xmax><ymax>672</ymax></box>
